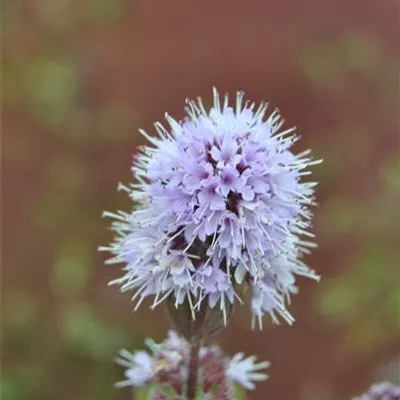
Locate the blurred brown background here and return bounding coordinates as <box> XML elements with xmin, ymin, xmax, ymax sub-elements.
<box><xmin>2</xmin><ymin>0</ymin><xmax>399</xmax><ymax>399</ymax></box>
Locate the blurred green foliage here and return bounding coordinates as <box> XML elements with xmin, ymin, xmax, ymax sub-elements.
<box><xmin>301</xmin><ymin>33</ymin><xmax>383</xmax><ymax>86</ymax></box>
<box><xmin>84</xmin><ymin>0</ymin><xmax>125</xmax><ymax>24</ymax></box>
<box><xmin>316</xmin><ymin>157</ymin><xmax>399</xmax><ymax>351</ymax></box>
<box><xmin>24</xmin><ymin>54</ymin><xmax>79</xmax><ymax>127</ymax></box>
<box><xmin>50</xmin><ymin>240</ymin><xmax>91</xmax><ymax>297</ymax></box>
<box><xmin>59</xmin><ymin>303</ymin><xmax>128</xmax><ymax>359</ymax></box>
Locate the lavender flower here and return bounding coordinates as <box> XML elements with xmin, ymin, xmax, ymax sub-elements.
<box><xmin>101</xmin><ymin>88</ymin><xmax>321</xmax><ymax>328</ymax></box>
<box><xmin>116</xmin><ymin>330</ymin><xmax>269</xmax><ymax>398</ymax></box>
<box><xmin>353</xmin><ymin>382</ymin><xmax>400</xmax><ymax>400</ymax></box>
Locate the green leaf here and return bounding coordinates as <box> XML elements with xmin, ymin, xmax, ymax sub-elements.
<box><xmin>135</xmin><ymin>387</ymin><xmax>151</xmax><ymax>400</ymax></box>
<box><xmin>195</xmin><ymin>384</ymin><xmax>205</xmax><ymax>399</ymax></box>
<box><xmin>139</xmin><ymin>383</ymin><xmax>180</xmax><ymax>399</ymax></box>
<box><xmin>156</xmin><ymin>383</ymin><xmax>179</xmax><ymax>397</ymax></box>
<box><xmin>233</xmin><ymin>384</ymin><xmax>248</xmax><ymax>400</ymax></box>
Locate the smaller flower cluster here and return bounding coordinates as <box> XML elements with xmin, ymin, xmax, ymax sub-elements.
<box><xmin>116</xmin><ymin>331</ymin><xmax>269</xmax><ymax>399</ymax></box>
<box><xmin>353</xmin><ymin>382</ymin><xmax>400</xmax><ymax>400</ymax></box>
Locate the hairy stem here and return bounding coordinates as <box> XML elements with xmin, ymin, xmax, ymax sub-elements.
<box><xmin>186</xmin><ymin>307</ymin><xmax>206</xmax><ymax>400</ymax></box>
<box><xmin>186</xmin><ymin>339</ymin><xmax>201</xmax><ymax>400</ymax></box>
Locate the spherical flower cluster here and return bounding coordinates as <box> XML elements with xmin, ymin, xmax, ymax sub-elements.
<box><xmin>101</xmin><ymin>88</ymin><xmax>321</xmax><ymax>327</ymax></box>
<box><xmin>353</xmin><ymin>382</ymin><xmax>400</xmax><ymax>400</ymax></box>
<box><xmin>116</xmin><ymin>330</ymin><xmax>269</xmax><ymax>399</ymax></box>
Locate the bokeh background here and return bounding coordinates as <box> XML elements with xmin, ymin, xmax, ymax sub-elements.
<box><xmin>3</xmin><ymin>0</ymin><xmax>399</xmax><ymax>399</ymax></box>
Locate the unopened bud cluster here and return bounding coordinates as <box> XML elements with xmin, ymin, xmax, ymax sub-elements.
<box><xmin>116</xmin><ymin>331</ymin><xmax>269</xmax><ymax>399</ymax></box>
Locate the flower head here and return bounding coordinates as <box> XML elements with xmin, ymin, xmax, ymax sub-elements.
<box><xmin>101</xmin><ymin>88</ymin><xmax>321</xmax><ymax>328</ymax></box>
<box><xmin>116</xmin><ymin>330</ymin><xmax>269</xmax><ymax>398</ymax></box>
<box><xmin>353</xmin><ymin>382</ymin><xmax>400</xmax><ymax>400</ymax></box>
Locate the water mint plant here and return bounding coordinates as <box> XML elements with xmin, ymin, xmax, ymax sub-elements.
<box><xmin>101</xmin><ymin>88</ymin><xmax>321</xmax><ymax>398</ymax></box>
